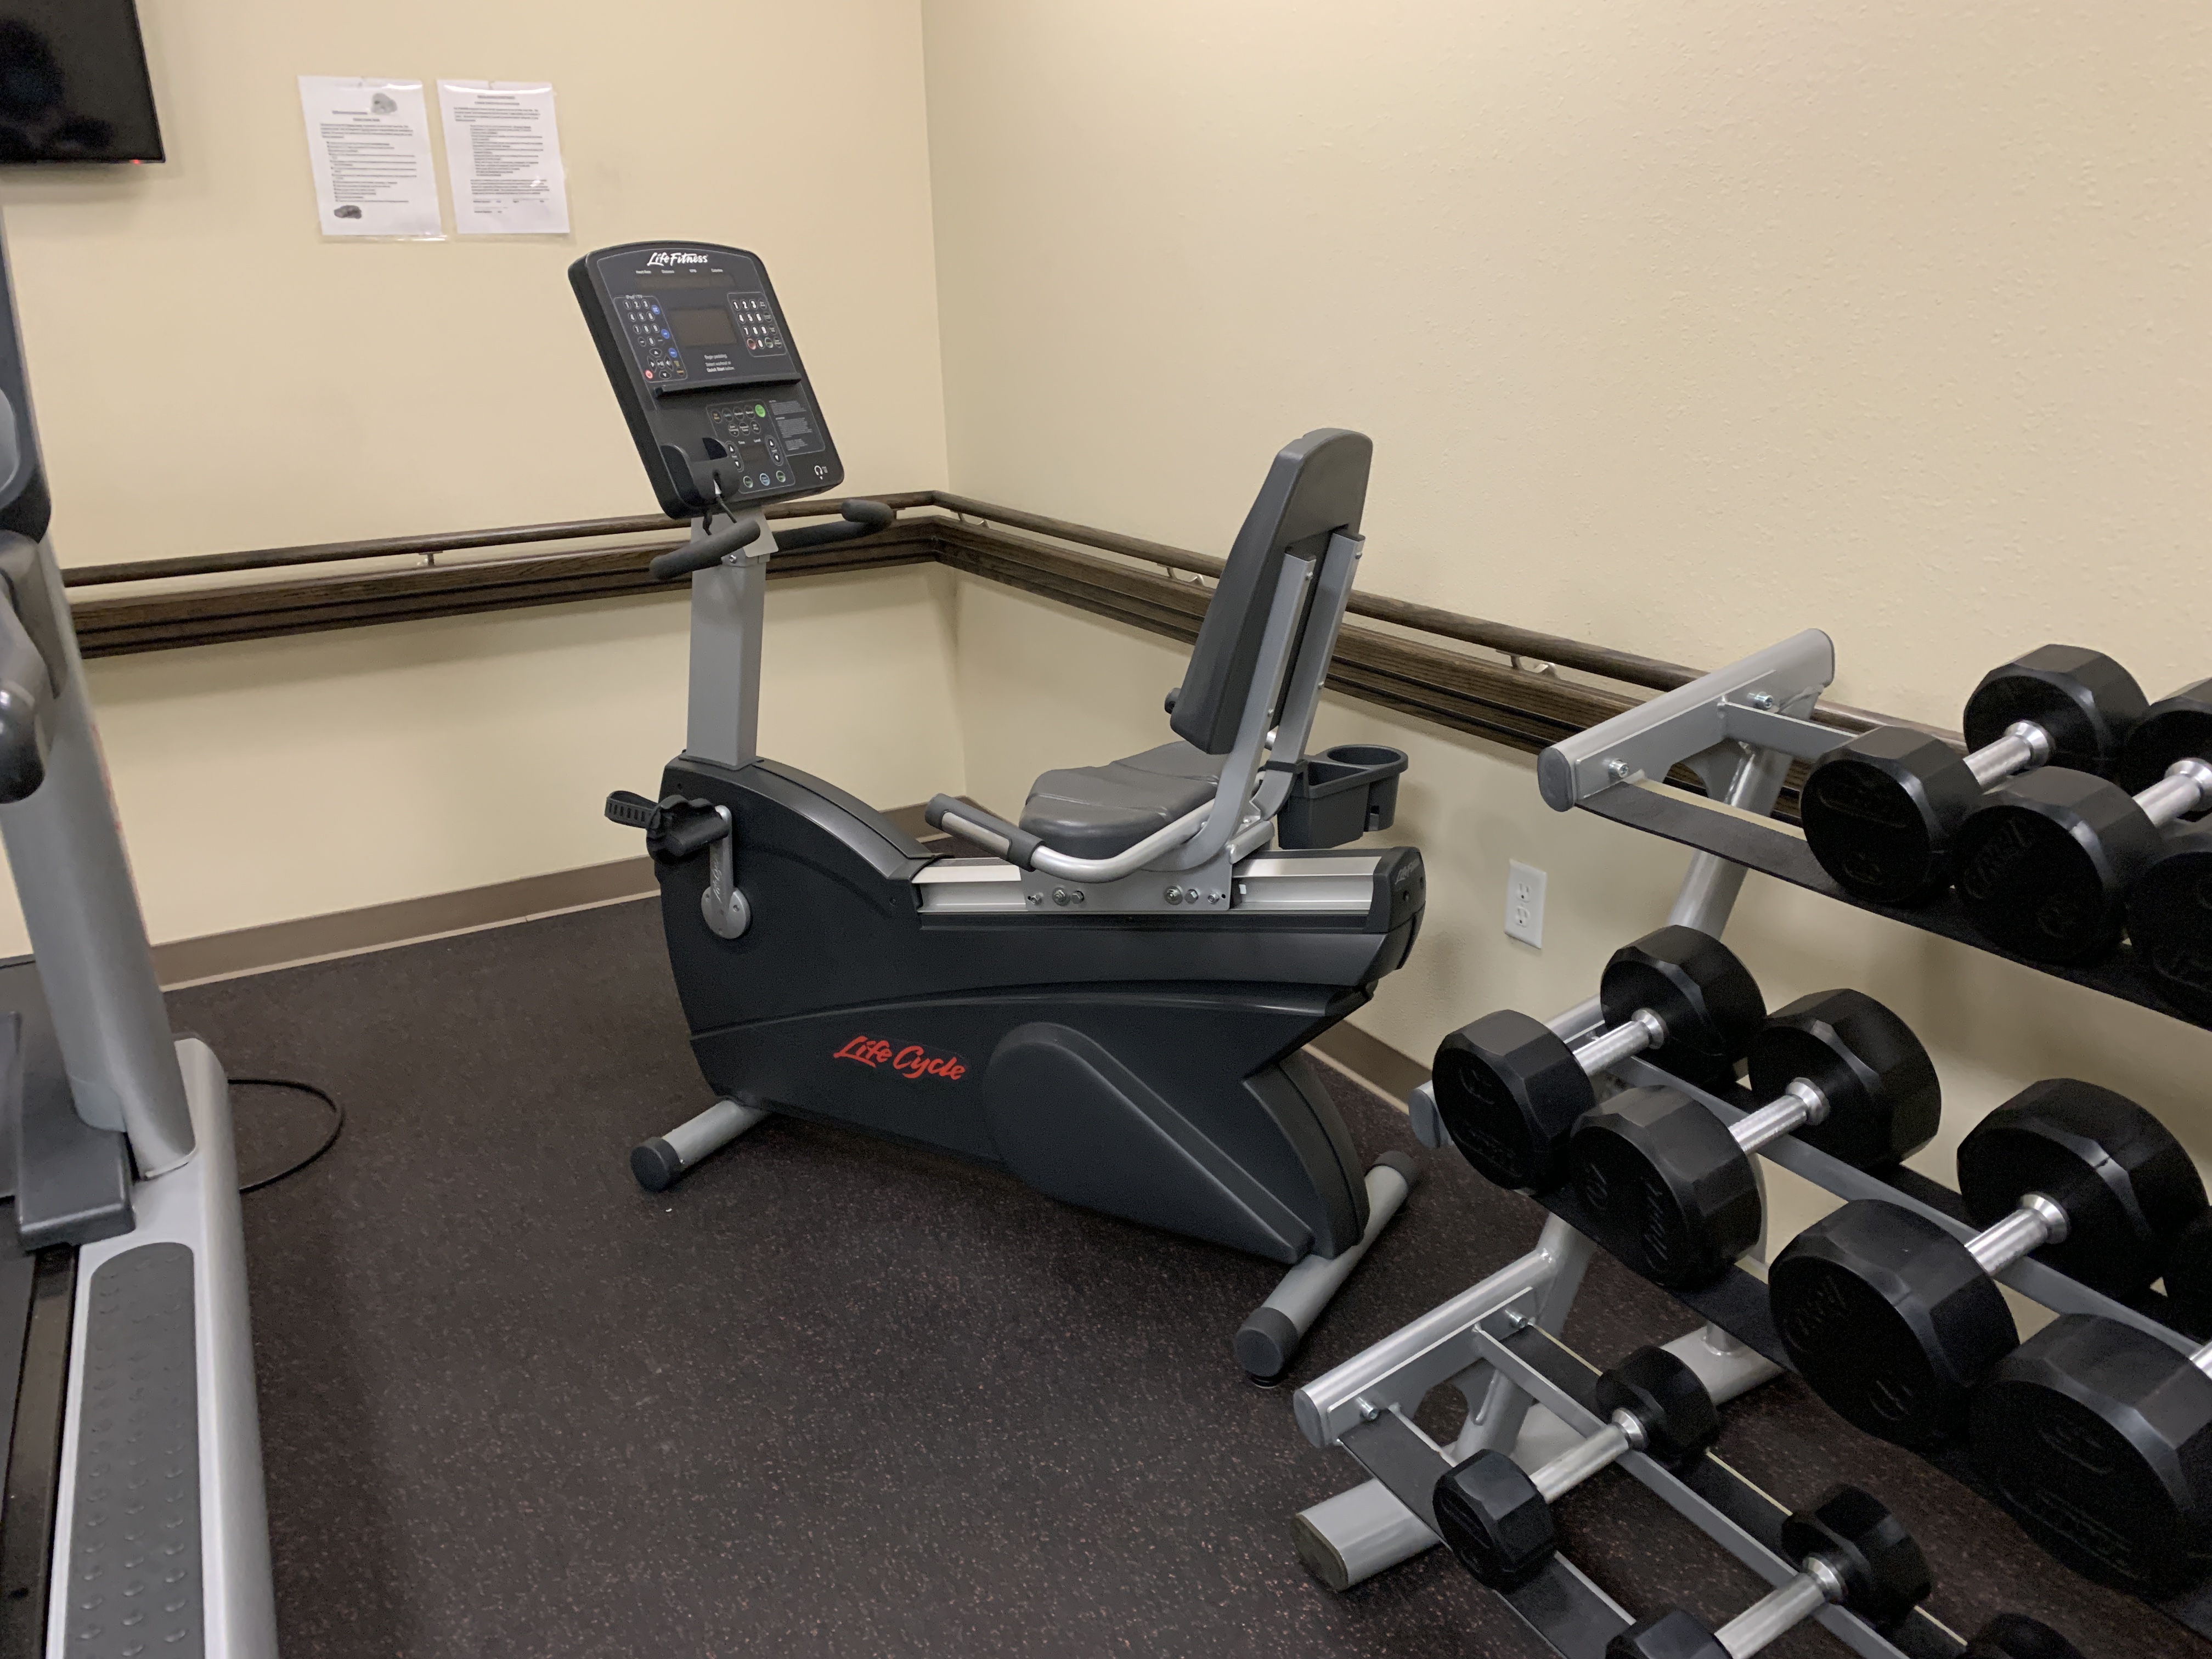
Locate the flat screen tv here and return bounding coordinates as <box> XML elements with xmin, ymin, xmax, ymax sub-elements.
<box><xmin>0</xmin><ymin>2</ymin><xmax>162</xmax><ymax>163</ymax></box>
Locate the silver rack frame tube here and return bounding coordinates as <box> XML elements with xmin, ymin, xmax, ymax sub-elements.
<box><xmin>1537</xmin><ymin>628</ymin><xmax>1843</xmax><ymax>812</ymax></box>
<box><xmin>1296</xmin><ymin>1213</ymin><xmax>1590</xmax><ymax>1446</ymax></box>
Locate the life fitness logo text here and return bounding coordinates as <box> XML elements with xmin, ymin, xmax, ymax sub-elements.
<box><xmin>833</xmin><ymin>1035</ymin><xmax>968</xmax><ymax>1082</ymax></box>
<box><xmin>646</xmin><ymin>250</ymin><xmax>710</xmax><ymax>267</ymax></box>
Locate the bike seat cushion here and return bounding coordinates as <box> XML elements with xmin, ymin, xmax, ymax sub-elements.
<box><xmin>1018</xmin><ymin>742</ymin><xmax>1222</xmax><ymax>860</ymax></box>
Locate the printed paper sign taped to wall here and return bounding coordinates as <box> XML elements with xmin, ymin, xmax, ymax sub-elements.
<box><xmin>297</xmin><ymin>76</ymin><xmax>442</xmax><ymax>240</ymax></box>
<box><xmin>437</xmin><ymin>81</ymin><xmax>572</xmax><ymax>236</ymax></box>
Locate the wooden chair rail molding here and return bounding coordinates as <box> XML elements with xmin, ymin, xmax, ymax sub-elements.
<box><xmin>60</xmin><ymin>492</ymin><xmax>1950</xmax><ymax>820</ymax></box>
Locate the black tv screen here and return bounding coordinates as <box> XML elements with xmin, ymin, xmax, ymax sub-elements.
<box><xmin>0</xmin><ymin>2</ymin><xmax>162</xmax><ymax>163</ymax></box>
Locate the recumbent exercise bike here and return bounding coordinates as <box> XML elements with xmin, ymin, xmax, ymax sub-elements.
<box><xmin>575</xmin><ymin>241</ymin><xmax>1427</xmax><ymax>1380</ymax></box>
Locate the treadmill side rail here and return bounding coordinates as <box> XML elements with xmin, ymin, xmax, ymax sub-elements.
<box><xmin>44</xmin><ymin>1041</ymin><xmax>276</xmax><ymax>1659</ymax></box>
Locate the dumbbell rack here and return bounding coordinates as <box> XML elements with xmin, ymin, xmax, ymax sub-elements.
<box><xmin>1293</xmin><ymin>629</ymin><xmax>2212</xmax><ymax>1656</ymax></box>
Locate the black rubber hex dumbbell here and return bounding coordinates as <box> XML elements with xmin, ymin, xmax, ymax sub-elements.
<box><xmin>1801</xmin><ymin>647</ymin><xmax>2146</xmax><ymax>906</ymax></box>
<box><xmin>1432</xmin><ymin>1345</ymin><xmax>1719</xmax><ymax>1589</ymax></box>
<box><xmin>1432</xmin><ymin>926</ymin><xmax>1765</xmax><ymax>1190</ymax></box>
<box><xmin>1569</xmin><ymin>990</ymin><xmax>1940</xmax><ymax>1289</ymax></box>
<box><xmin>2124</xmin><ymin>823</ymin><xmax>2212</xmax><ymax>1020</ymax></box>
<box><xmin>1768</xmin><ymin>1079</ymin><xmax>2207</xmax><ymax>1449</ymax></box>
<box><xmin>1605</xmin><ymin>1485</ymin><xmax>1929</xmax><ymax>1659</ymax></box>
<box><xmin>2161</xmin><ymin>1206</ymin><xmax>2212</xmax><ymax>1336</ymax></box>
<box><xmin>1970</xmin><ymin>1313</ymin><xmax>2212</xmax><ymax>1594</ymax></box>
<box><xmin>1951</xmin><ymin>678</ymin><xmax>2212</xmax><ymax>963</ymax></box>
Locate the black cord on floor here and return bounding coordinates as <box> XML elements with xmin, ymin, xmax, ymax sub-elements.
<box><xmin>230</xmin><ymin>1077</ymin><xmax>344</xmax><ymax>1194</ymax></box>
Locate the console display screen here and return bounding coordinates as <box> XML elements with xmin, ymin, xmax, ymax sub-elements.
<box><xmin>668</xmin><ymin>306</ymin><xmax>738</xmax><ymax>347</ymax></box>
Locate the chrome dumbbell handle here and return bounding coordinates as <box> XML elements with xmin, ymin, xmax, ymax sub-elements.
<box><xmin>1713</xmin><ymin>1553</ymin><xmax>1850</xmax><ymax>1659</ymax></box>
<box><xmin>2136</xmin><ymin>757</ymin><xmax>2212</xmax><ymax>831</ymax></box>
<box><xmin>1962</xmin><ymin>719</ymin><xmax>2054</xmax><ymax>789</ymax></box>
<box><xmin>1728</xmin><ymin>1076</ymin><xmax>1831</xmax><ymax>1158</ymax></box>
<box><xmin>1569</xmin><ymin>1007</ymin><xmax>1668</xmax><ymax>1076</ymax></box>
<box><xmin>1527</xmin><ymin>1408</ymin><xmax>1644</xmax><ymax>1504</ymax></box>
<box><xmin>1963</xmin><ymin>1192</ymin><xmax>2069</xmax><ymax>1278</ymax></box>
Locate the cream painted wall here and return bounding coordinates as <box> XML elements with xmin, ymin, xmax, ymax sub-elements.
<box><xmin>94</xmin><ymin>566</ymin><xmax>962</xmax><ymax>949</ymax></box>
<box><xmin>0</xmin><ymin>0</ymin><xmax>957</xmax><ymax>951</ymax></box>
<box><xmin>923</xmin><ymin>5</ymin><xmax>2212</xmax><ymax>1250</ymax></box>
<box><xmin>922</xmin><ymin>2</ymin><xmax>2212</xmax><ymax>724</ymax></box>
<box><xmin>8</xmin><ymin>0</ymin><xmax>945</xmax><ymax>556</ymax></box>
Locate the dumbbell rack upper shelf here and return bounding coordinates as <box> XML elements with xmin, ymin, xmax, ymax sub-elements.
<box><xmin>1541</xmin><ymin>627</ymin><xmax>2210</xmax><ymax>1032</ymax></box>
<box><xmin>1579</xmin><ymin>781</ymin><xmax>2200</xmax><ymax>1026</ymax></box>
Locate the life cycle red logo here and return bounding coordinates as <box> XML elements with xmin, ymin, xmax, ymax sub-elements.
<box><xmin>833</xmin><ymin>1034</ymin><xmax>968</xmax><ymax>1082</ymax></box>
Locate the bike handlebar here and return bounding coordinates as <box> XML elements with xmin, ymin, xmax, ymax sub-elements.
<box><xmin>774</xmin><ymin>499</ymin><xmax>895</xmax><ymax>552</ymax></box>
<box><xmin>648</xmin><ymin>515</ymin><xmax>765</xmax><ymax>580</ymax></box>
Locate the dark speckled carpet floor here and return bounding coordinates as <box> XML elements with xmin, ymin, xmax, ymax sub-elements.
<box><xmin>183</xmin><ymin>898</ymin><xmax>2190</xmax><ymax>1659</ymax></box>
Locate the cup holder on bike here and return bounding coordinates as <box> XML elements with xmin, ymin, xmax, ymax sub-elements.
<box><xmin>1278</xmin><ymin>744</ymin><xmax>1410</xmax><ymax>849</ymax></box>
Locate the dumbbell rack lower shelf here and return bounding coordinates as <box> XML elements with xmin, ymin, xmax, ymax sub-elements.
<box><xmin>1573</xmin><ymin>1054</ymin><xmax>2212</xmax><ymax>1641</ymax></box>
<box><xmin>1339</xmin><ymin>1312</ymin><xmax>1967</xmax><ymax>1659</ymax></box>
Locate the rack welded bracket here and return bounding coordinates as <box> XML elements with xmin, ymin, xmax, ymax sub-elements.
<box><xmin>1537</xmin><ymin>628</ymin><xmax>1850</xmax><ymax>810</ymax></box>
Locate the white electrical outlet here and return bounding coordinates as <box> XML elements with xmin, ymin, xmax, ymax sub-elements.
<box><xmin>1505</xmin><ymin>860</ymin><xmax>1547</xmax><ymax>948</ymax></box>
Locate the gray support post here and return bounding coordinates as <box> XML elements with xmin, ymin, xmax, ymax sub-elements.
<box><xmin>1254</xmin><ymin>531</ymin><xmax>1363</xmax><ymax>817</ymax></box>
<box><xmin>1449</xmin><ymin>1215</ymin><xmax>1598</xmax><ymax>1465</ymax></box>
<box><xmin>685</xmin><ymin>518</ymin><xmax>775</xmax><ymax>770</ymax></box>
<box><xmin>0</xmin><ymin>544</ymin><xmax>193</xmax><ymax>1173</ymax></box>
<box><xmin>1667</xmin><ymin>744</ymin><xmax>1795</xmax><ymax>935</ymax></box>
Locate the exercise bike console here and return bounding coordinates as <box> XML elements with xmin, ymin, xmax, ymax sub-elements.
<box><xmin>574</xmin><ymin>241</ymin><xmax>1430</xmax><ymax>1380</ymax></box>
<box><xmin>571</xmin><ymin>241</ymin><xmax>843</xmax><ymax>517</ymax></box>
